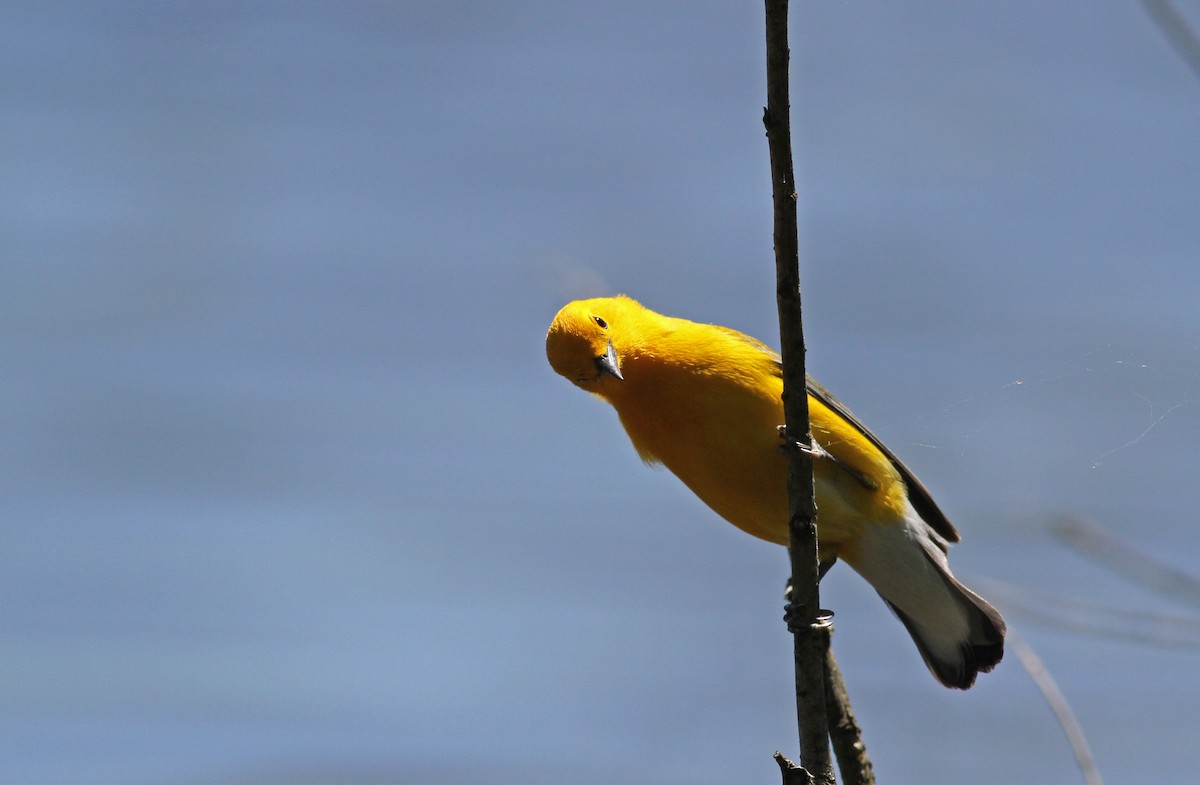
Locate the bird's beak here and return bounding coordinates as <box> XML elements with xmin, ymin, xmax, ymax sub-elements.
<box><xmin>595</xmin><ymin>339</ymin><xmax>623</xmax><ymax>381</ymax></box>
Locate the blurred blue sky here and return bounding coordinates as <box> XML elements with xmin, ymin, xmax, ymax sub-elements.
<box><xmin>3</xmin><ymin>2</ymin><xmax>1199</xmax><ymax>784</ymax></box>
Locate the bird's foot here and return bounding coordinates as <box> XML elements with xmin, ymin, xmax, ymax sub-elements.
<box><xmin>783</xmin><ymin>600</ymin><xmax>835</xmax><ymax>634</ymax></box>
<box><xmin>776</xmin><ymin>425</ymin><xmax>829</xmax><ymax>458</ymax></box>
<box><xmin>777</xmin><ymin>426</ymin><xmax>878</xmax><ymax>491</ymax></box>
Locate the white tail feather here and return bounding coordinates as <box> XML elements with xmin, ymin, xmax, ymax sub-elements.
<box><xmin>847</xmin><ymin>503</ymin><xmax>1005</xmax><ymax>689</ymax></box>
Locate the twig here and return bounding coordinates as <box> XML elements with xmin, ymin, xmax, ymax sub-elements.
<box><xmin>1138</xmin><ymin>0</ymin><xmax>1200</xmax><ymax>82</ymax></box>
<box><xmin>824</xmin><ymin>647</ymin><xmax>875</xmax><ymax>785</ymax></box>
<box><xmin>763</xmin><ymin>1</ymin><xmax>834</xmax><ymax>782</ymax></box>
<box><xmin>1008</xmin><ymin>629</ymin><xmax>1105</xmax><ymax>785</ymax></box>
<box><xmin>775</xmin><ymin>752</ymin><xmax>816</xmax><ymax>785</ymax></box>
<box><xmin>1052</xmin><ymin>517</ymin><xmax>1200</xmax><ymax>609</ymax></box>
<box><xmin>978</xmin><ymin>576</ymin><xmax>1200</xmax><ymax>649</ymax></box>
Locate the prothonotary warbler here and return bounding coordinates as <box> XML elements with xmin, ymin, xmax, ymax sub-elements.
<box><xmin>545</xmin><ymin>295</ymin><xmax>1005</xmax><ymax>689</ymax></box>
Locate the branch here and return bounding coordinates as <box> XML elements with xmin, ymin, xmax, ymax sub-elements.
<box><xmin>1008</xmin><ymin>629</ymin><xmax>1105</xmax><ymax>785</ymax></box>
<box><xmin>763</xmin><ymin>1</ymin><xmax>833</xmax><ymax>782</ymax></box>
<box><xmin>775</xmin><ymin>752</ymin><xmax>816</xmax><ymax>785</ymax></box>
<box><xmin>824</xmin><ymin>647</ymin><xmax>874</xmax><ymax>785</ymax></box>
<box><xmin>978</xmin><ymin>576</ymin><xmax>1200</xmax><ymax>649</ymax></box>
<box><xmin>1138</xmin><ymin>0</ymin><xmax>1200</xmax><ymax>82</ymax></box>
<box><xmin>1052</xmin><ymin>517</ymin><xmax>1200</xmax><ymax>609</ymax></box>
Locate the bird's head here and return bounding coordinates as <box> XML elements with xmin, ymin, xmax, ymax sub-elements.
<box><xmin>546</xmin><ymin>296</ymin><xmax>639</xmax><ymax>393</ymax></box>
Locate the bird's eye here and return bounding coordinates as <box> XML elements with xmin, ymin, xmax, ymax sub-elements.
<box><xmin>593</xmin><ymin>316</ymin><xmax>608</xmax><ymax>329</ymax></box>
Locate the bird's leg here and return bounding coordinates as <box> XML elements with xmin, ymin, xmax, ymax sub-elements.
<box><xmin>777</xmin><ymin>425</ymin><xmax>879</xmax><ymax>491</ymax></box>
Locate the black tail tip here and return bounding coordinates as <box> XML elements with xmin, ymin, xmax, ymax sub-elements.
<box><xmin>934</xmin><ymin>638</ymin><xmax>1005</xmax><ymax>690</ymax></box>
<box><xmin>888</xmin><ymin>596</ymin><xmax>1007</xmax><ymax>689</ymax></box>
<box><xmin>938</xmin><ymin>583</ymin><xmax>1007</xmax><ymax>689</ymax></box>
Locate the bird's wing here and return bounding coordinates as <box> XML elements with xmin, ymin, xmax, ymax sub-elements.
<box><xmin>713</xmin><ymin>324</ymin><xmax>960</xmax><ymax>546</ymax></box>
<box><xmin>804</xmin><ymin>374</ymin><xmax>960</xmax><ymax>545</ymax></box>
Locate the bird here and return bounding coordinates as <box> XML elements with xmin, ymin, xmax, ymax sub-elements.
<box><xmin>545</xmin><ymin>295</ymin><xmax>1005</xmax><ymax>689</ymax></box>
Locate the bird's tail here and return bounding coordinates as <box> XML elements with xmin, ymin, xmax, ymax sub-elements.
<box><xmin>848</xmin><ymin>505</ymin><xmax>1005</xmax><ymax>689</ymax></box>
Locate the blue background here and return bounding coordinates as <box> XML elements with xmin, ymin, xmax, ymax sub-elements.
<box><xmin>4</xmin><ymin>2</ymin><xmax>1199</xmax><ymax>783</ymax></box>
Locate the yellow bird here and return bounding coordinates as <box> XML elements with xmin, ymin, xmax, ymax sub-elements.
<box><xmin>546</xmin><ymin>295</ymin><xmax>1004</xmax><ymax>689</ymax></box>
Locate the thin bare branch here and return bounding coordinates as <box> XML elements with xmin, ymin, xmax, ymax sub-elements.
<box><xmin>1008</xmin><ymin>629</ymin><xmax>1105</xmax><ymax>785</ymax></box>
<box><xmin>980</xmin><ymin>577</ymin><xmax>1200</xmax><ymax>649</ymax></box>
<box><xmin>1138</xmin><ymin>0</ymin><xmax>1200</xmax><ymax>82</ymax></box>
<box><xmin>1052</xmin><ymin>517</ymin><xmax>1200</xmax><ymax>609</ymax></box>
<box><xmin>775</xmin><ymin>752</ymin><xmax>816</xmax><ymax>785</ymax></box>
<box><xmin>763</xmin><ymin>0</ymin><xmax>834</xmax><ymax>781</ymax></box>
<box><xmin>824</xmin><ymin>647</ymin><xmax>875</xmax><ymax>785</ymax></box>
